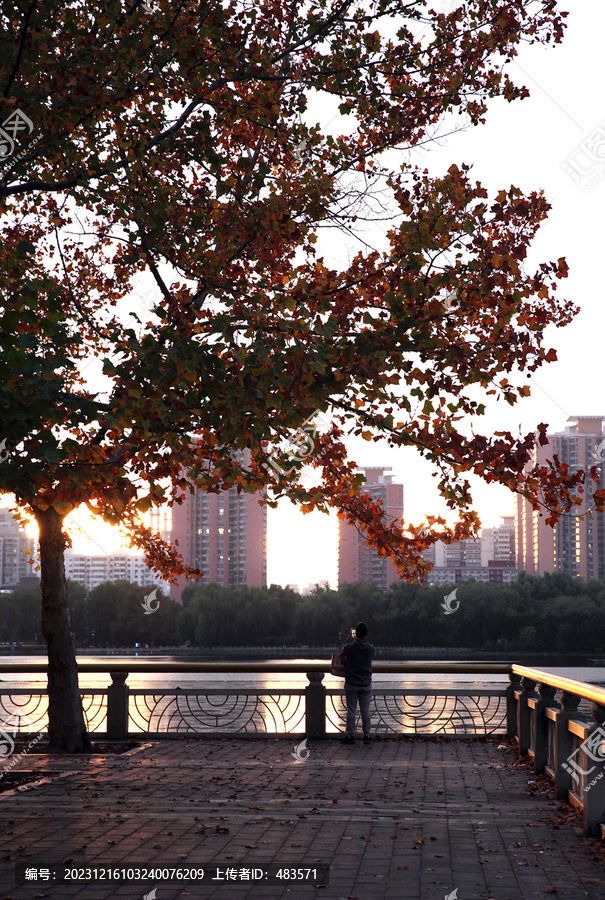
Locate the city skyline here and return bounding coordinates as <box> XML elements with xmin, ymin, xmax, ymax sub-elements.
<box><xmin>2</xmin><ymin>500</ymin><xmax>521</xmax><ymax>593</ymax></box>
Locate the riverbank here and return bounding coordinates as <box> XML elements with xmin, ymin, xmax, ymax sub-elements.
<box><xmin>1</xmin><ymin>644</ymin><xmax>600</xmax><ymax>666</ymax></box>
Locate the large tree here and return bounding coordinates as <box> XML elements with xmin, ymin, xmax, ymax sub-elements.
<box><xmin>1</xmin><ymin>0</ymin><xmax>599</xmax><ymax>750</ymax></box>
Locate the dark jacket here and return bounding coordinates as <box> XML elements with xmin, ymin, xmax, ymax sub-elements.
<box><xmin>340</xmin><ymin>637</ymin><xmax>375</xmax><ymax>688</ymax></box>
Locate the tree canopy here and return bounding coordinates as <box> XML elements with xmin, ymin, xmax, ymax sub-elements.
<box><xmin>1</xmin><ymin>0</ymin><xmax>597</xmax><ymax>748</ymax></box>
<box><xmin>1</xmin><ymin>0</ymin><xmax>590</xmax><ymax>573</ymax></box>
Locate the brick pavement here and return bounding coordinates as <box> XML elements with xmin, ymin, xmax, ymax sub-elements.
<box><xmin>0</xmin><ymin>736</ymin><xmax>604</xmax><ymax>900</ymax></box>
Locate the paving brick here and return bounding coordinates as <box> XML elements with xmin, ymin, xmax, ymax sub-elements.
<box><xmin>0</xmin><ymin>737</ymin><xmax>604</xmax><ymax>898</ymax></box>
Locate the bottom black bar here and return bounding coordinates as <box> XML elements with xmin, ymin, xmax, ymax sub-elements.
<box><xmin>16</xmin><ymin>863</ymin><xmax>329</xmax><ymax>886</ymax></box>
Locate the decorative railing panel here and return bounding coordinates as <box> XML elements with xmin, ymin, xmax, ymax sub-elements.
<box><xmin>0</xmin><ymin>690</ymin><xmax>107</xmax><ymax>735</ymax></box>
<box><xmin>326</xmin><ymin>689</ymin><xmax>507</xmax><ymax>736</ymax></box>
<box><xmin>129</xmin><ymin>689</ymin><xmax>306</xmax><ymax>735</ymax></box>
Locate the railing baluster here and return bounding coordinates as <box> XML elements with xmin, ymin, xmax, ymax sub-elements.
<box><xmin>533</xmin><ymin>683</ymin><xmax>559</xmax><ymax>774</ymax></box>
<box><xmin>506</xmin><ymin>672</ymin><xmax>522</xmax><ymax>739</ymax></box>
<box><xmin>305</xmin><ymin>672</ymin><xmax>326</xmax><ymax>738</ymax></box>
<box><xmin>107</xmin><ymin>670</ymin><xmax>129</xmax><ymax>740</ymax></box>
<box><xmin>582</xmin><ymin>703</ymin><xmax>605</xmax><ymax>837</ymax></box>
<box><xmin>516</xmin><ymin>677</ymin><xmax>538</xmax><ymax>755</ymax></box>
<box><xmin>553</xmin><ymin>690</ymin><xmax>582</xmax><ymax>801</ymax></box>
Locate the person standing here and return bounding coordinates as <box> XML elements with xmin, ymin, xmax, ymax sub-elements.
<box><xmin>340</xmin><ymin>621</ymin><xmax>375</xmax><ymax>744</ymax></box>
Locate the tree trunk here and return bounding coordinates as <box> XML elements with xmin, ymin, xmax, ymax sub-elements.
<box><xmin>34</xmin><ymin>506</ymin><xmax>91</xmax><ymax>752</ymax></box>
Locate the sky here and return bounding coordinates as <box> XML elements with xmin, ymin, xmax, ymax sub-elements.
<box><xmin>9</xmin><ymin>1</ymin><xmax>605</xmax><ymax>590</ymax></box>
<box><xmin>269</xmin><ymin>0</ymin><xmax>605</xmax><ymax>589</ymax></box>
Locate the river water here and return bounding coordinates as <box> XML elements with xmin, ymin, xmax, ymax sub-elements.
<box><xmin>1</xmin><ymin>655</ymin><xmax>604</xmax><ymax>691</ymax></box>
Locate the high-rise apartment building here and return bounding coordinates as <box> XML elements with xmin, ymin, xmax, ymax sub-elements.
<box><xmin>516</xmin><ymin>416</ymin><xmax>605</xmax><ymax>579</ymax></box>
<box><xmin>148</xmin><ymin>505</ymin><xmax>171</xmax><ymax>544</ymax></box>
<box><xmin>481</xmin><ymin>516</ymin><xmax>515</xmax><ymax>567</ymax></box>
<box><xmin>422</xmin><ymin>518</ymin><xmax>517</xmax><ymax>586</ymax></box>
<box><xmin>0</xmin><ymin>508</ymin><xmax>38</xmax><ymax>587</ymax></box>
<box><xmin>170</xmin><ymin>451</ymin><xmax>267</xmax><ymax>603</ymax></box>
<box><xmin>443</xmin><ymin>536</ymin><xmax>482</xmax><ymax>569</ymax></box>
<box><xmin>64</xmin><ymin>552</ymin><xmax>170</xmax><ymax>594</ymax></box>
<box><xmin>338</xmin><ymin>467</ymin><xmax>404</xmax><ymax>590</ymax></box>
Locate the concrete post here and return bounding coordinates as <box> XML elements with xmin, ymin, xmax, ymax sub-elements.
<box><xmin>552</xmin><ymin>690</ymin><xmax>582</xmax><ymax>801</ymax></box>
<box><xmin>516</xmin><ymin>677</ymin><xmax>538</xmax><ymax>756</ymax></box>
<box><xmin>506</xmin><ymin>672</ymin><xmax>522</xmax><ymax>739</ymax></box>
<box><xmin>107</xmin><ymin>670</ymin><xmax>129</xmax><ymax>740</ymax></box>
<box><xmin>581</xmin><ymin>703</ymin><xmax>605</xmax><ymax>837</ymax></box>
<box><xmin>305</xmin><ymin>672</ymin><xmax>326</xmax><ymax>738</ymax></box>
<box><xmin>533</xmin><ymin>683</ymin><xmax>559</xmax><ymax>774</ymax></box>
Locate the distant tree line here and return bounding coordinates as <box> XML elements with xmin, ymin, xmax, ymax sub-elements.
<box><xmin>1</xmin><ymin>579</ymin><xmax>175</xmax><ymax>647</ymax></box>
<box><xmin>3</xmin><ymin>572</ymin><xmax>605</xmax><ymax>653</ymax></box>
<box><xmin>176</xmin><ymin>574</ymin><xmax>605</xmax><ymax>653</ymax></box>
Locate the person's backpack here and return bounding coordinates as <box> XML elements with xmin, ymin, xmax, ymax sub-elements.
<box><xmin>330</xmin><ymin>645</ymin><xmax>346</xmax><ymax>677</ymax></box>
